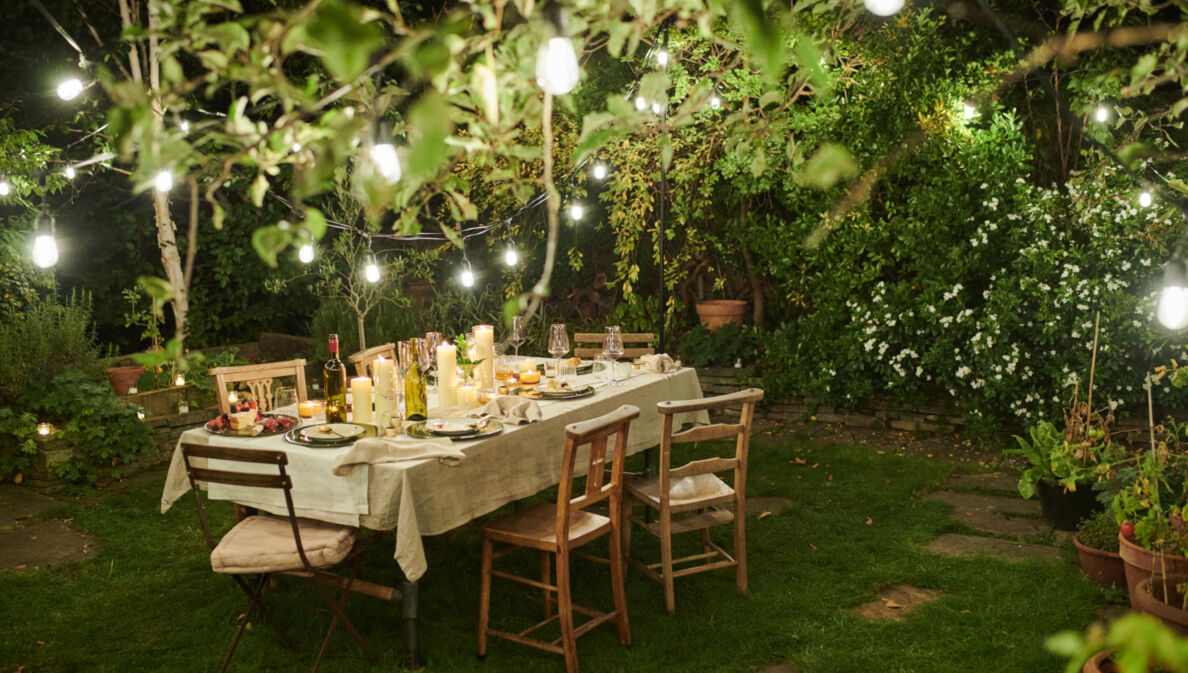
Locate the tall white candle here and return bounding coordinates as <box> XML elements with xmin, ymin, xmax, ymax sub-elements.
<box><xmin>437</xmin><ymin>343</ymin><xmax>457</xmax><ymax>389</ymax></box>
<box><xmin>374</xmin><ymin>356</ymin><xmax>394</xmax><ymax>395</ymax></box>
<box><xmin>474</xmin><ymin>324</ymin><xmax>495</xmax><ymax>389</ymax></box>
<box><xmin>350</xmin><ymin>376</ymin><xmax>373</xmax><ymax>423</ymax></box>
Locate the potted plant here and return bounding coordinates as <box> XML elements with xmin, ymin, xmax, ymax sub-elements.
<box><xmin>694</xmin><ymin>299</ymin><xmax>748</xmax><ymax>331</ymax></box>
<box><xmin>1133</xmin><ymin>573</ymin><xmax>1188</xmax><ymax>635</ymax></box>
<box><xmin>1006</xmin><ymin>419</ymin><xmax>1114</xmax><ymax>530</ymax></box>
<box><xmin>1113</xmin><ymin>439</ymin><xmax>1188</xmax><ymax>608</ymax></box>
<box><xmin>1075</xmin><ymin>508</ymin><xmax>1126</xmax><ymax>587</ymax></box>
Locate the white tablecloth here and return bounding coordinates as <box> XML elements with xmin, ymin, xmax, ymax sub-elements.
<box><xmin>160</xmin><ymin>367</ymin><xmax>708</xmax><ymax>581</ymax></box>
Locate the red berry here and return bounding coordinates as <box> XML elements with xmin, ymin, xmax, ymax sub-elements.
<box><xmin>1121</xmin><ymin>522</ymin><xmax>1136</xmax><ymax>539</ymax></box>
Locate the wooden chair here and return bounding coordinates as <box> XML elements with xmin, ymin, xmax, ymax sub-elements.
<box><xmin>179</xmin><ymin>443</ymin><xmax>392</xmax><ymax>673</ymax></box>
<box><xmin>347</xmin><ymin>343</ymin><xmax>396</xmax><ymax>378</ymax></box>
<box><xmin>208</xmin><ymin>359</ymin><xmax>308</xmax><ymax>414</ymax></box>
<box><xmin>573</xmin><ymin>332</ymin><xmax>655</xmax><ymax>359</ymax></box>
<box><xmin>478</xmin><ymin>405</ymin><xmax>640</xmax><ymax>673</ymax></box>
<box><xmin>622</xmin><ymin>388</ymin><xmax>763</xmax><ymax>613</ymax></box>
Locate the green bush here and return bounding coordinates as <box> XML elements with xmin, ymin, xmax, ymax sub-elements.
<box><xmin>0</xmin><ymin>291</ymin><xmax>99</xmax><ymax>406</ymax></box>
<box><xmin>676</xmin><ymin>324</ymin><xmax>762</xmax><ymax>369</ymax></box>
<box><xmin>309</xmin><ymin>298</ymin><xmax>418</xmax><ymax>362</ymax></box>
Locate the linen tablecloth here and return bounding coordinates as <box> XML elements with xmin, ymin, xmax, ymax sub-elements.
<box><xmin>160</xmin><ymin>367</ymin><xmax>708</xmax><ymax>581</ymax></box>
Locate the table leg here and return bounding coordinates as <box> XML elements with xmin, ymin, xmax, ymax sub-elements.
<box><xmin>402</xmin><ymin>577</ymin><xmax>420</xmax><ymax>670</ymax></box>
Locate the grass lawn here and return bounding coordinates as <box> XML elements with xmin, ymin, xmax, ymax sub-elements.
<box><xmin>0</xmin><ymin>437</ymin><xmax>1105</xmax><ymax>672</ymax></box>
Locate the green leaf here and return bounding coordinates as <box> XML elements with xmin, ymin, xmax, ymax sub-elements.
<box><xmin>759</xmin><ymin>90</ymin><xmax>783</xmax><ymax>109</ymax></box>
<box><xmin>297</xmin><ymin>0</ymin><xmax>384</xmax><ymax>83</ymax></box>
<box><xmin>799</xmin><ymin>143</ymin><xmax>857</xmax><ymax>188</ymax></box>
<box><xmin>206</xmin><ymin>22</ymin><xmax>251</xmax><ymax>56</ymax></box>
<box><xmin>1131</xmin><ymin>53</ymin><xmax>1158</xmax><ymax>85</ymax></box>
<box><xmin>750</xmin><ymin>149</ymin><xmax>766</xmax><ymax>178</ymax></box>
<box><xmin>137</xmin><ymin>276</ymin><xmax>174</xmax><ymax>305</ymax></box>
<box><xmin>1018</xmin><ymin>468</ymin><xmax>1040</xmax><ymax>500</ymax></box>
<box><xmin>252</xmin><ymin>225</ymin><xmax>289</xmax><ymax>268</ymax></box>
<box><xmin>438</xmin><ymin>222</ymin><xmax>463</xmax><ymax>249</ymax></box>
<box><xmin>731</xmin><ymin>0</ymin><xmax>785</xmax><ymax>82</ymax></box>
<box><xmin>638</xmin><ymin>72</ymin><xmax>670</xmax><ymax>105</ymax></box>
<box><xmin>661</xmin><ymin>135</ymin><xmax>673</xmax><ymax>172</ymax></box>
<box><xmin>406</xmin><ymin>92</ymin><xmax>453</xmax><ymax>179</ymax></box>
<box><xmin>250</xmin><ymin>173</ymin><xmax>269</xmax><ymax>207</ymax></box>
<box><xmin>211</xmin><ymin>203</ymin><xmax>226</xmax><ymax>230</ymax></box>
<box><xmin>305</xmin><ymin>208</ymin><xmax>327</xmax><ymax>239</ymax></box>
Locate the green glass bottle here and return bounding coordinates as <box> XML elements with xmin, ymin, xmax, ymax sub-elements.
<box><xmin>404</xmin><ymin>340</ymin><xmax>428</xmax><ymax>421</ymax></box>
<box><xmin>324</xmin><ymin>333</ymin><xmax>348</xmax><ymax>423</ymax></box>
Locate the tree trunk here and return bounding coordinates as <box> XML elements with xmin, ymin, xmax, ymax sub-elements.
<box><xmin>357</xmin><ymin>312</ymin><xmax>367</xmax><ymax>353</ymax></box>
<box><xmin>154</xmin><ymin>188</ymin><xmax>188</xmax><ymax>340</ymax></box>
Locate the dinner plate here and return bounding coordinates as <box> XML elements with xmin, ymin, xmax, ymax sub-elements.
<box><xmin>520</xmin><ymin>384</ymin><xmax>596</xmax><ymax>400</ymax></box>
<box><xmin>300</xmin><ymin>423</ymin><xmax>366</xmax><ymax>442</ymax></box>
<box><xmin>536</xmin><ymin>360</ymin><xmax>594</xmax><ymax>375</ymax></box>
<box><xmin>406</xmin><ymin>419</ymin><xmax>503</xmax><ymax>441</ymax></box>
<box><xmin>426</xmin><ymin>417</ymin><xmax>481</xmax><ymax>436</ymax></box>
<box><xmin>284</xmin><ymin>423</ymin><xmax>378</xmax><ymax>449</ymax></box>
<box><xmin>204</xmin><ymin>413</ymin><xmax>298</xmax><ymax>437</ymax></box>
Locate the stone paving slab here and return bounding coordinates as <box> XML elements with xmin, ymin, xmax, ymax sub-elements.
<box><xmin>747</xmin><ymin>496</ymin><xmax>794</xmax><ymax>516</ymax></box>
<box><xmin>942</xmin><ymin>473</ymin><xmax>1020</xmax><ymax>493</ymax></box>
<box><xmin>925</xmin><ymin>491</ymin><xmax>1040</xmax><ymax>517</ymax></box>
<box><xmin>0</xmin><ymin>519</ymin><xmax>97</xmax><ymax>572</ymax></box>
<box><xmin>923</xmin><ymin>533</ymin><xmax>1062</xmax><ymax>563</ymax></box>
<box><xmin>0</xmin><ymin>484</ymin><xmax>60</xmax><ymax>529</ymax></box>
<box><xmin>850</xmin><ymin>584</ymin><xmax>945</xmax><ymax>621</ymax></box>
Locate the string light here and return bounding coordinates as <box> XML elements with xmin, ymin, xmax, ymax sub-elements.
<box><xmin>63</xmin><ymin>165</ymin><xmax>75</xmax><ymax>179</ymax></box>
<box><xmin>31</xmin><ymin>211</ymin><xmax>59</xmax><ymax>269</ymax></box>
<box><xmin>364</xmin><ymin>254</ymin><xmax>381</xmax><ymax>283</ymax></box>
<box><xmin>963</xmin><ymin>103</ymin><xmax>976</xmax><ymax>120</ymax></box>
<box><xmin>651</xmin><ymin>102</ymin><xmax>663</xmax><ymax>115</ymax></box>
<box><xmin>298</xmin><ymin>239</ymin><xmax>315</xmax><ymax>263</ymax></box>
<box><xmin>657</xmin><ymin>49</ymin><xmax>668</xmax><ymax>68</ymax></box>
<box><xmin>1095</xmin><ymin>105</ymin><xmax>1109</xmax><ymax>123</ymax></box>
<box><xmin>0</xmin><ymin>179</ymin><xmax>9</xmax><ymax>196</ymax></box>
<box><xmin>591</xmin><ymin>162</ymin><xmax>608</xmax><ymax>180</ymax></box>
<box><xmin>864</xmin><ymin>0</ymin><xmax>905</xmax><ymax>15</ymax></box>
<box><xmin>535</xmin><ymin>6</ymin><xmax>579</xmax><ymax>95</ymax></box>
<box><xmin>569</xmin><ymin>203</ymin><xmax>584</xmax><ymax>220</ymax></box>
<box><xmin>56</xmin><ymin>77</ymin><xmax>83</xmax><ymax>101</ymax></box>
<box><xmin>178</xmin><ymin>120</ymin><xmax>190</xmax><ymax>133</ymax></box>
<box><xmin>709</xmin><ymin>94</ymin><xmax>722</xmax><ymax>110</ymax></box>
<box><xmin>1159</xmin><ymin>259</ymin><xmax>1188</xmax><ymax>329</ymax></box>
<box><xmin>461</xmin><ymin>266</ymin><xmax>476</xmax><ymax>287</ymax></box>
<box><xmin>1139</xmin><ymin>191</ymin><xmax>1152</xmax><ymax>208</ymax></box>
<box><xmin>154</xmin><ymin>169</ymin><xmax>173</xmax><ymax>193</ymax></box>
<box><xmin>369</xmin><ymin>121</ymin><xmax>402</xmax><ymax>185</ymax></box>
<box><xmin>292</xmin><ymin>142</ymin><xmax>302</xmax><ymax>152</ymax></box>
<box><xmin>635</xmin><ymin>96</ymin><xmax>647</xmax><ymax>111</ymax></box>
<box><xmin>504</xmin><ymin>248</ymin><xmax>519</xmax><ymax>266</ymax></box>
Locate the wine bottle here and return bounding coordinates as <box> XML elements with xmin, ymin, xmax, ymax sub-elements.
<box><xmin>324</xmin><ymin>333</ymin><xmax>348</xmax><ymax>423</ymax></box>
<box><xmin>404</xmin><ymin>341</ymin><xmax>428</xmax><ymax>421</ymax></box>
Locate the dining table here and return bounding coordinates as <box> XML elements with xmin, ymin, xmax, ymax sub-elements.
<box><xmin>159</xmin><ymin>362</ymin><xmax>708</xmax><ymax>669</ymax></box>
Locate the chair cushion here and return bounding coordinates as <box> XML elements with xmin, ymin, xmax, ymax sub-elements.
<box><xmin>211</xmin><ymin>515</ymin><xmax>356</xmax><ymax>574</ymax></box>
<box><xmin>626</xmin><ymin>473</ymin><xmax>734</xmax><ymax>508</ymax></box>
<box><xmin>483</xmin><ymin>502</ymin><xmax>610</xmax><ymax>548</ymax></box>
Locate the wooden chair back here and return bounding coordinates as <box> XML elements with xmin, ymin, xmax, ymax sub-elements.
<box><xmin>347</xmin><ymin>343</ymin><xmax>396</xmax><ymax>378</ymax></box>
<box><xmin>573</xmin><ymin>332</ymin><xmax>655</xmax><ymax>359</ymax></box>
<box><xmin>556</xmin><ymin>405</ymin><xmax>640</xmax><ymax>539</ymax></box>
<box><xmin>208</xmin><ymin>359</ymin><xmax>308</xmax><ymax>414</ymax></box>
<box><xmin>656</xmin><ymin>388</ymin><xmax>764</xmax><ymax>508</ymax></box>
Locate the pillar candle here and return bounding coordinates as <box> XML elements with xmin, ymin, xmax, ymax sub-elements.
<box><xmin>474</xmin><ymin>324</ymin><xmax>495</xmax><ymax>389</ymax></box>
<box><xmin>374</xmin><ymin>356</ymin><xmax>394</xmax><ymax>396</ymax></box>
<box><xmin>350</xmin><ymin>376</ymin><xmax>373</xmax><ymax>423</ymax></box>
<box><xmin>459</xmin><ymin>385</ymin><xmax>479</xmax><ymax>410</ymax></box>
<box><xmin>520</xmin><ymin>357</ymin><xmax>536</xmax><ymax>373</ymax></box>
<box><xmin>437</xmin><ymin>343</ymin><xmax>457</xmax><ymax>390</ymax></box>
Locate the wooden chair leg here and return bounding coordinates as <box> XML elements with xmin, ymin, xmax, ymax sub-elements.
<box><xmin>619</xmin><ymin>496</ymin><xmax>633</xmax><ymax>561</ymax></box>
<box><xmin>478</xmin><ymin>536</ymin><xmax>493</xmax><ymax>656</ymax></box>
<box><xmin>660</xmin><ymin>513</ymin><xmax>675</xmax><ymax>614</ymax></box>
<box><xmin>734</xmin><ymin>501</ymin><xmax>748</xmax><ymax>596</ymax></box>
<box><xmin>540</xmin><ymin>550</ymin><xmax>553</xmax><ymax>619</ymax></box>
<box><xmin>556</xmin><ymin>551</ymin><xmax>579</xmax><ymax>673</ymax></box>
<box><xmin>608</xmin><ymin>519</ymin><xmax>631</xmax><ymax>645</ymax></box>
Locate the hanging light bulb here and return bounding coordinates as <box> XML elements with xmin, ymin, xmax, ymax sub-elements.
<box><xmin>504</xmin><ymin>248</ymin><xmax>519</xmax><ymax>266</ymax></box>
<box><xmin>298</xmin><ymin>241</ymin><xmax>315</xmax><ymax>264</ymax></box>
<box><xmin>1139</xmin><ymin>191</ymin><xmax>1153</xmax><ymax>208</ymax></box>
<box><xmin>1159</xmin><ymin>259</ymin><xmax>1188</xmax><ymax>330</ymax></box>
<box><xmin>1095</xmin><ymin>105</ymin><xmax>1109</xmax><ymax>123</ymax></box>
<box><xmin>292</xmin><ymin>142</ymin><xmax>302</xmax><ymax>152</ymax></box>
<box><xmin>461</xmin><ymin>267</ymin><xmax>476</xmax><ymax>287</ymax></box>
<box><xmin>0</xmin><ymin>179</ymin><xmax>10</xmax><ymax>197</ymax></box>
<box><xmin>657</xmin><ymin>49</ymin><xmax>669</xmax><ymax>68</ymax></box>
<box><xmin>963</xmin><ymin>103</ymin><xmax>976</xmax><ymax>120</ymax></box>
<box><xmin>154</xmin><ymin>170</ymin><xmax>173</xmax><ymax>193</ymax></box>
<box><xmin>592</xmin><ymin>162</ymin><xmax>608</xmax><ymax>180</ymax></box>
<box><xmin>635</xmin><ymin>96</ymin><xmax>647</xmax><ymax>111</ymax></box>
<box><xmin>179</xmin><ymin>120</ymin><xmax>191</xmax><ymax>133</ymax></box>
<box><xmin>56</xmin><ymin>77</ymin><xmax>84</xmax><ymax>101</ymax></box>
<box><xmin>709</xmin><ymin>94</ymin><xmax>722</xmax><ymax>110</ymax></box>
<box><xmin>364</xmin><ymin>255</ymin><xmax>381</xmax><ymax>283</ymax></box>
<box><xmin>369</xmin><ymin>136</ymin><xmax>401</xmax><ymax>183</ymax></box>
<box><xmin>536</xmin><ymin>36</ymin><xmax>580</xmax><ymax>95</ymax></box>
<box><xmin>864</xmin><ymin>0</ymin><xmax>905</xmax><ymax>15</ymax></box>
<box><xmin>651</xmin><ymin>102</ymin><xmax>663</xmax><ymax>115</ymax></box>
<box><xmin>31</xmin><ymin>212</ymin><xmax>59</xmax><ymax>269</ymax></box>
<box><xmin>569</xmin><ymin>203</ymin><xmax>584</xmax><ymax>220</ymax></box>
<box><xmin>63</xmin><ymin>166</ymin><xmax>75</xmax><ymax>180</ymax></box>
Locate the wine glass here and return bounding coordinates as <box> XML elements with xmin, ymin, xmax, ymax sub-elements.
<box><xmin>548</xmin><ymin>324</ymin><xmax>570</xmax><ymax>379</ymax></box>
<box><xmin>424</xmin><ymin>332</ymin><xmax>442</xmax><ymax>394</ymax></box>
<box><xmin>507</xmin><ymin>316</ymin><xmax>526</xmax><ymax>360</ymax></box>
<box><xmin>272</xmin><ymin>386</ymin><xmax>298</xmax><ymax>414</ymax></box>
<box><xmin>397</xmin><ymin>340</ymin><xmax>414</xmax><ymax>380</ymax></box>
<box><xmin>603</xmin><ymin>326</ymin><xmax>625</xmax><ymax>387</ymax></box>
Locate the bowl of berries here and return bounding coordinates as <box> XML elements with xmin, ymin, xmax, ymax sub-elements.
<box><xmin>205</xmin><ymin>401</ymin><xmax>298</xmax><ymax>437</ymax></box>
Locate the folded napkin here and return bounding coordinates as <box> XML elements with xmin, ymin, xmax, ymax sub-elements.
<box><xmin>471</xmin><ymin>396</ymin><xmax>542</xmax><ymax>425</ymax></box>
<box><xmin>637</xmin><ymin>353</ymin><xmax>679</xmax><ymax>374</ymax></box>
<box><xmin>332</xmin><ymin>437</ymin><xmax>465</xmax><ymax>475</ymax></box>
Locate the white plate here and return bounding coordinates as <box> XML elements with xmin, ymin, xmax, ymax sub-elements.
<box><xmin>426</xmin><ymin>418</ymin><xmax>480</xmax><ymax>435</ymax></box>
<box><xmin>300</xmin><ymin>423</ymin><xmax>366</xmax><ymax>441</ymax></box>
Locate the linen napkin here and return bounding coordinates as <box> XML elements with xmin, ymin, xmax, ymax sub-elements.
<box><xmin>332</xmin><ymin>437</ymin><xmax>465</xmax><ymax>475</ymax></box>
<box><xmin>470</xmin><ymin>396</ymin><xmax>542</xmax><ymax>425</ymax></box>
<box><xmin>637</xmin><ymin>353</ymin><xmax>679</xmax><ymax>374</ymax></box>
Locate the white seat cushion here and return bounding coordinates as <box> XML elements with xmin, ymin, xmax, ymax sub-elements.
<box><xmin>627</xmin><ymin>473</ymin><xmax>734</xmax><ymax>508</ymax></box>
<box><xmin>211</xmin><ymin>515</ymin><xmax>356</xmax><ymax>574</ymax></box>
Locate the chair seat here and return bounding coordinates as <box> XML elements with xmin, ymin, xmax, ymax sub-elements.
<box><xmin>625</xmin><ymin>473</ymin><xmax>734</xmax><ymax>509</ymax></box>
<box><xmin>212</xmin><ymin>515</ymin><xmax>356</xmax><ymax>574</ymax></box>
<box><xmin>483</xmin><ymin>502</ymin><xmax>611</xmax><ymax>549</ymax></box>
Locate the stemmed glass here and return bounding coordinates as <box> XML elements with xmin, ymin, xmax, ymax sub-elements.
<box><xmin>423</xmin><ymin>332</ymin><xmax>442</xmax><ymax>395</ymax></box>
<box><xmin>507</xmin><ymin>316</ymin><xmax>526</xmax><ymax>360</ymax></box>
<box><xmin>603</xmin><ymin>326</ymin><xmax>625</xmax><ymax>387</ymax></box>
<box><xmin>548</xmin><ymin>324</ymin><xmax>570</xmax><ymax>379</ymax></box>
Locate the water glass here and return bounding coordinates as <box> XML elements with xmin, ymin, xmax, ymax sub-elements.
<box><xmin>603</xmin><ymin>326</ymin><xmax>625</xmax><ymax>387</ymax></box>
<box><xmin>548</xmin><ymin>324</ymin><xmax>570</xmax><ymax>378</ymax></box>
<box><xmin>272</xmin><ymin>386</ymin><xmax>298</xmax><ymax>414</ymax></box>
<box><xmin>507</xmin><ymin>315</ymin><xmax>526</xmax><ymax>358</ymax></box>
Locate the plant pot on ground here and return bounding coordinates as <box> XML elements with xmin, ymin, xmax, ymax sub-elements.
<box><xmin>1037</xmin><ymin>478</ymin><xmax>1104</xmax><ymax>531</ymax></box>
<box><xmin>1118</xmin><ymin>533</ymin><xmax>1188</xmax><ymax>611</ymax></box>
<box><xmin>1075</xmin><ymin>509</ymin><xmax>1126</xmax><ymax>587</ymax></box>
<box><xmin>1134</xmin><ymin>573</ymin><xmax>1188</xmax><ymax>635</ymax></box>
<box><xmin>1006</xmin><ymin>419</ymin><xmax>1118</xmax><ymax>531</ymax></box>
<box><xmin>694</xmin><ymin>299</ymin><xmax>747</xmax><ymax>331</ymax></box>
<box><xmin>103</xmin><ymin>365</ymin><xmax>145</xmax><ymax>396</ymax></box>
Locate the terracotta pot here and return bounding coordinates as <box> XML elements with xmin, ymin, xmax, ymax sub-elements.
<box><xmin>1134</xmin><ymin>574</ymin><xmax>1188</xmax><ymax>635</ymax></box>
<box><xmin>1118</xmin><ymin>532</ymin><xmax>1188</xmax><ymax>610</ymax></box>
<box><xmin>1082</xmin><ymin>649</ymin><xmax>1120</xmax><ymax>673</ymax></box>
<box><xmin>695</xmin><ymin>300</ymin><xmax>747</xmax><ymax>331</ymax></box>
<box><xmin>103</xmin><ymin>365</ymin><xmax>145</xmax><ymax>396</ymax></box>
<box><xmin>1075</xmin><ymin>534</ymin><xmax>1127</xmax><ymax>587</ymax></box>
<box><xmin>1035</xmin><ymin>478</ymin><xmax>1102</xmax><ymax>531</ymax></box>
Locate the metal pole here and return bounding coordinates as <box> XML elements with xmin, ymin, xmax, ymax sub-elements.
<box><xmin>657</xmin><ymin>23</ymin><xmax>670</xmax><ymax>354</ymax></box>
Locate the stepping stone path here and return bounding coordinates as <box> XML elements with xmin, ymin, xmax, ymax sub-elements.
<box><xmin>849</xmin><ymin>584</ymin><xmax>946</xmax><ymax>621</ymax></box>
<box><xmin>923</xmin><ymin>491</ymin><xmax>1048</xmax><ymax>537</ymax></box>
<box><xmin>0</xmin><ymin>484</ymin><xmax>96</xmax><ymax>573</ymax></box>
<box><xmin>923</xmin><ymin>533</ymin><xmax>1063</xmax><ymax>563</ymax></box>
